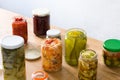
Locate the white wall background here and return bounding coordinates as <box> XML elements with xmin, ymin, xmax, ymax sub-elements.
<box><xmin>0</xmin><ymin>0</ymin><xmax>120</xmax><ymax>41</ymax></box>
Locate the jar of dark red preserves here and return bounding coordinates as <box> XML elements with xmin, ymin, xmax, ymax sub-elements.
<box><xmin>32</xmin><ymin>8</ymin><xmax>50</xmax><ymax>37</ymax></box>
<box><xmin>12</xmin><ymin>16</ymin><xmax>28</xmax><ymax>44</ymax></box>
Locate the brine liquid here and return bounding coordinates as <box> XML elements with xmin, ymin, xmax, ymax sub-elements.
<box><xmin>65</xmin><ymin>29</ymin><xmax>87</xmax><ymax>66</ymax></box>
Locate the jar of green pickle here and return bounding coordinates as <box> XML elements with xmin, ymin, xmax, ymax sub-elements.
<box><xmin>78</xmin><ymin>49</ymin><xmax>98</xmax><ymax>80</ymax></box>
<box><xmin>1</xmin><ymin>35</ymin><xmax>26</xmax><ymax>80</ymax></box>
<box><xmin>103</xmin><ymin>39</ymin><xmax>120</xmax><ymax>67</ymax></box>
<box><xmin>65</xmin><ymin>28</ymin><xmax>87</xmax><ymax>66</ymax></box>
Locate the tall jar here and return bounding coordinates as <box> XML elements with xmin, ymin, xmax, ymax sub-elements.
<box><xmin>32</xmin><ymin>8</ymin><xmax>50</xmax><ymax>37</ymax></box>
<box><xmin>65</xmin><ymin>28</ymin><xmax>87</xmax><ymax>66</ymax></box>
<box><xmin>12</xmin><ymin>16</ymin><xmax>28</xmax><ymax>44</ymax></box>
<box><xmin>1</xmin><ymin>35</ymin><xmax>26</xmax><ymax>80</ymax></box>
<box><xmin>103</xmin><ymin>39</ymin><xmax>120</xmax><ymax>67</ymax></box>
<box><xmin>41</xmin><ymin>38</ymin><xmax>62</xmax><ymax>72</ymax></box>
<box><xmin>78</xmin><ymin>49</ymin><xmax>98</xmax><ymax>80</ymax></box>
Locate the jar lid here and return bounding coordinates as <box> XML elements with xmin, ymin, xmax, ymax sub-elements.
<box><xmin>32</xmin><ymin>70</ymin><xmax>48</xmax><ymax>80</ymax></box>
<box><xmin>1</xmin><ymin>35</ymin><xmax>24</xmax><ymax>49</ymax></box>
<box><xmin>47</xmin><ymin>29</ymin><xmax>60</xmax><ymax>37</ymax></box>
<box><xmin>32</xmin><ymin>8</ymin><xmax>50</xmax><ymax>17</ymax></box>
<box><xmin>103</xmin><ymin>39</ymin><xmax>120</xmax><ymax>52</ymax></box>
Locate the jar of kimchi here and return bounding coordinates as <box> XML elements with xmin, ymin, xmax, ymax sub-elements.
<box><xmin>41</xmin><ymin>38</ymin><xmax>62</xmax><ymax>72</ymax></box>
<box><xmin>12</xmin><ymin>16</ymin><xmax>28</xmax><ymax>44</ymax></box>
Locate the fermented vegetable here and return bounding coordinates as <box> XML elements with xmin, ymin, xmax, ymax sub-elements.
<box><xmin>78</xmin><ymin>49</ymin><xmax>97</xmax><ymax>80</ymax></box>
<box><xmin>1</xmin><ymin>35</ymin><xmax>26</xmax><ymax>80</ymax></box>
<box><xmin>65</xmin><ymin>28</ymin><xmax>87</xmax><ymax>66</ymax></box>
<box><xmin>41</xmin><ymin>38</ymin><xmax>62</xmax><ymax>72</ymax></box>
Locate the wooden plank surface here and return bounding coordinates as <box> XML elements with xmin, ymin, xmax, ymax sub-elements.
<box><xmin>0</xmin><ymin>8</ymin><xmax>120</xmax><ymax>80</ymax></box>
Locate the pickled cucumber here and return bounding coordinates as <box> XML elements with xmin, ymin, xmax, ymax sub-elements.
<box><xmin>65</xmin><ymin>28</ymin><xmax>87</xmax><ymax>66</ymax></box>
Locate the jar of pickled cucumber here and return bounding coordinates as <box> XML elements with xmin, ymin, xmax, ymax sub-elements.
<box><xmin>103</xmin><ymin>39</ymin><xmax>120</xmax><ymax>67</ymax></box>
<box><xmin>78</xmin><ymin>49</ymin><xmax>97</xmax><ymax>80</ymax></box>
<box><xmin>65</xmin><ymin>28</ymin><xmax>87</xmax><ymax>66</ymax></box>
<box><xmin>1</xmin><ymin>35</ymin><xmax>26</xmax><ymax>80</ymax></box>
<box><xmin>41</xmin><ymin>38</ymin><xmax>62</xmax><ymax>72</ymax></box>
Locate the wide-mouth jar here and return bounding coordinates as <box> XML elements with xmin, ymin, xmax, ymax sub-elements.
<box><xmin>103</xmin><ymin>39</ymin><xmax>120</xmax><ymax>67</ymax></box>
<box><xmin>65</xmin><ymin>28</ymin><xmax>87</xmax><ymax>66</ymax></box>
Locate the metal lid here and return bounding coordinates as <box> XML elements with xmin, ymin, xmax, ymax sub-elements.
<box><xmin>47</xmin><ymin>29</ymin><xmax>60</xmax><ymax>37</ymax></box>
<box><xmin>1</xmin><ymin>35</ymin><xmax>24</xmax><ymax>49</ymax></box>
<box><xmin>32</xmin><ymin>8</ymin><xmax>50</xmax><ymax>17</ymax></box>
<box><xmin>103</xmin><ymin>39</ymin><xmax>120</xmax><ymax>52</ymax></box>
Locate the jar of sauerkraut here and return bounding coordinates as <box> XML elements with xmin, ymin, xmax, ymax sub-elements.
<box><xmin>41</xmin><ymin>38</ymin><xmax>62</xmax><ymax>72</ymax></box>
<box><xmin>65</xmin><ymin>28</ymin><xmax>87</xmax><ymax>66</ymax></box>
<box><xmin>1</xmin><ymin>35</ymin><xmax>26</xmax><ymax>80</ymax></box>
<box><xmin>78</xmin><ymin>49</ymin><xmax>97</xmax><ymax>80</ymax></box>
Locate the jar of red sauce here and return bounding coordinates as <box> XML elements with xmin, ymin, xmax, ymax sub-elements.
<box><xmin>12</xmin><ymin>16</ymin><xmax>28</xmax><ymax>44</ymax></box>
<box><xmin>32</xmin><ymin>8</ymin><xmax>50</xmax><ymax>37</ymax></box>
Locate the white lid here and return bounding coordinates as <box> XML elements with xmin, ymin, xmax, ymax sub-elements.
<box><xmin>25</xmin><ymin>49</ymin><xmax>41</xmax><ymax>60</ymax></box>
<box><xmin>32</xmin><ymin>8</ymin><xmax>50</xmax><ymax>17</ymax></box>
<box><xmin>47</xmin><ymin>29</ymin><xmax>60</xmax><ymax>37</ymax></box>
<box><xmin>1</xmin><ymin>35</ymin><xmax>24</xmax><ymax>49</ymax></box>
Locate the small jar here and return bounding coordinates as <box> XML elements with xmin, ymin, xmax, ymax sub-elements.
<box><xmin>32</xmin><ymin>70</ymin><xmax>48</xmax><ymax>80</ymax></box>
<box><xmin>41</xmin><ymin>38</ymin><xmax>62</xmax><ymax>72</ymax></box>
<box><xmin>1</xmin><ymin>35</ymin><xmax>26</xmax><ymax>80</ymax></box>
<box><xmin>65</xmin><ymin>28</ymin><xmax>87</xmax><ymax>66</ymax></box>
<box><xmin>32</xmin><ymin>8</ymin><xmax>50</xmax><ymax>37</ymax></box>
<box><xmin>78</xmin><ymin>49</ymin><xmax>98</xmax><ymax>80</ymax></box>
<box><xmin>46</xmin><ymin>29</ymin><xmax>61</xmax><ymax>39</ymax></box>
<box><xmin>12</xmin><ymin>16</ymin><xmax>28</xmax><ymax>44</ymax></box>
<box><xmin>103</xmin><ymin>39</ymin><xmax>120</xmax><ymax>67</ymax></box>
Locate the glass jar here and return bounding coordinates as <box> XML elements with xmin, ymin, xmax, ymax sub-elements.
<box><xmin>41</xmin><ymin>38</ymin><xmax>62</xmax><ymax>72</ymax></box>
<box><xmin>32</xmin><ymin>8</ymin><xmax>50</xmax><ymax>37</ymax></box>
<box><xmin>78</xmin><ymin>49</ymin><xmax>98</xmax><ymax>80</ymax></box>
<box><xmin>12</xmin><ymin>16</ymin><xmax>28</xmax><ymax>44</ymax></box>
<box><xmin>1</xmin><ymin>35</ymin><xmax>26</xmax><ymax>80</ymax></box>
<box><xmin>46</xmin><ymin>29</ymin><xmax>61</xmax><ymax>39</ymax></box>
<box><xmin>103</xmin><ymin>39</ymin><xmax>120</xmax><ymax>67</ymax></box>
<box><xmin>65</xmin><ymin>28</ymin><xmax>87</xmax><ymax>66</ymax></box>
